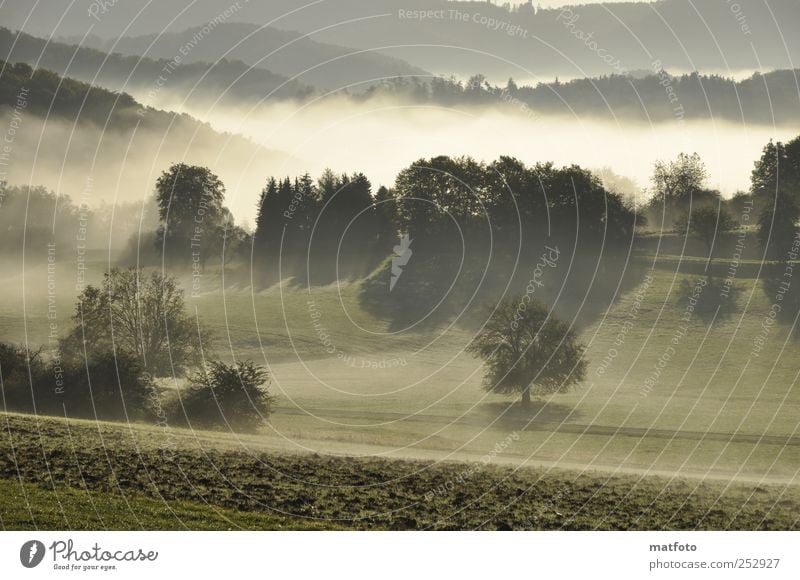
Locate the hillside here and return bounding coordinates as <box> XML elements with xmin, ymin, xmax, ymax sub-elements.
<box><xmin>2</xmin><ymin>0</ymin><xmax>797</xmax><ymax>78</ymax></box>
<box><xmin>0</xmin><ymin>59</ymin><xmax>297</xmax><ymax>219</ymax></box>
<box><xmin>0</xmin><ymin>27</ymin><xmax>312</xmax><ymax>106</ymax></box>
<box><xmin>366</xmin><ymin>69</ymin><xmax>800</xmax><ymax>125</ymax></box>
<box><xmin>3</xmin><ymin>251</ymin><xmax>798</xmax><ymax>484</ymax></box>
<box><xmin>76</xmin><ymin>23</ymin><xmax>429</xmax><ymax>90</ymax></box>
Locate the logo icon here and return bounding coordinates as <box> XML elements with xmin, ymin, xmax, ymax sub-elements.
<box><xmin>390</xmin><ymin>234</ymin><xmax>413</xmax><ymax>291</ymax></box>
<box><xmin>20</xmin><ymin>540</ymin><xmax>46</xmax><ymax>568</ymax></box>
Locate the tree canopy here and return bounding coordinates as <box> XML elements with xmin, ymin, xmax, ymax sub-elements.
<box><xmin>468</xmin><ymin>298</ymin><xmax>587</xmax><ymax>406</ymax></box>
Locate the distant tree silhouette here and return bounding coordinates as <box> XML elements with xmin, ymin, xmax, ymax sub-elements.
<box><xmin>751</xmin><ymin>137</ymin><xmax>800</xmax><ymax>202</ymax></box>
<box><xmin>647</xmin><ymin>153</ymin><xmax>718</xmax><ymax>228</ymax></box>
<box><xmin>757</xmin><ymin>191</ymin><xmax>800</xmax><ymax>261</ymax></box>
<box><xmin>253</xmin><ymin>170</ymin><xmax>393</xmax><ymax>285</ymax></box>
<box><xmin>675</xmin><ymin>205</ymin><xmax>737</xmax><ymax>271</ymax></box>
<box><xmin>373</xmin><ymin>186</ymin><xmax>399</xmax><ymax>262</ymax></box>
<box><xmin>154</xmin><ymin>163</ymin><xmax>230</xmax><ymax>269</ymax></box>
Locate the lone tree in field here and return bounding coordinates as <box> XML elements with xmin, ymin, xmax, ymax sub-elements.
<box><xmin>468</xmin><ymin>298</ymin><xmax>587</xmax><ymax>407</ymax></box>
<box><xmin>675</xmin><ymin>205</ymin><xmax>737</xmax><ymax>271</ymax></box>
<box><xmin>62</xmin><ymin>268</ymin><xmax>209</xmax><ymax>376</ymax></box>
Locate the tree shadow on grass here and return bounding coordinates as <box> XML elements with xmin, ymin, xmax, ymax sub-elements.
<box><xmin>762</xmin><ymin>275</ymin><xmax>800</xmax><ymax>333</ymax></box>
<box><xmin>475</xmin><ymin>400</ymin><xmax>581</xmax><ymax>431</ymax></box>
<box><xmin>675</xmin><ymin>275</ymin><xmax>742</xmax><ymax>325</ymax></box>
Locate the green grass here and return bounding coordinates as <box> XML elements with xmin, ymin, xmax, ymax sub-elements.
<box><xmin>3</xmin><ymin>257</ymin><xmax>800</xmax><ymax>481</ymax></box>
<box><xmin>180</xmin><ymin>267</ymin><xmax>800</xmax><ymax>480</ymax></box>
<box><xmin>0</xmin><ymin>477</ymin><xmax>340</xmax><ymax>530</ymax></box>
<box><xmin>1</xmin><ymin>413</ymin><xmax>798</xmax><ymax>530</ymax></box>
<box><xmin>3</xmin><ymin>253</ymin><xmax>800</xmax><ymax>528</ymax></box>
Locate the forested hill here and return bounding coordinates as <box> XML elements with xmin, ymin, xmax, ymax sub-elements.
<box><xmin>74</xmin><ymin>23</ymin><xmax>428</xmax><ymax>91</ymax></box>
<box><xmin>366</xmin><ymin>69</ymin><xmax>800</xmax><ymax>125</ymax></box>
<box><xmin>1</xmin><ymin>0</ymin><xmax>797</xmax><ymax>79</ymax></box>
<box><xmin>0</xmin><ymin>58</ymin><xmax>210</xmax><ymax>132</ymax></box>
<box><xmin>0</xmin><ymin>27</ymin><xmax>312</xmax><ymax>106</ymax></box>
<box><xmin>0</xmin><ymin>59</ymin><xmax>293</xmax><ymax>222</ymax></box>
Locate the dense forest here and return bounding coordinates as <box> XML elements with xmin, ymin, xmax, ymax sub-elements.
<box><xmin>364</xmin><ymin>70</ymin><xmax>800</xmax><ymax>125</ymax></box>
<box><xmin>3</xmin><ymin>27</ymin><xmax>800</xmax><ymax>124</ymax></box>
<box><xmin>0</xmin><ymin>56</ymin><xmax>280</xmax><ymax>134</ymax></box>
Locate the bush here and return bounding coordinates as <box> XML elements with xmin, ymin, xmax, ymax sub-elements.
<box><xmin>0</xmin><ymin>343</ymin><xmax>51</xmax><ymax>414</ymax></box>
<box><xmin>175</xmin><ymin>360</ymin><xmax>274</xmax><ymax>433</ymax></box>
<box><xmin>61</xmin><ymin>349</ymin><xmax>155</xmax><ymax>422</ymax></box>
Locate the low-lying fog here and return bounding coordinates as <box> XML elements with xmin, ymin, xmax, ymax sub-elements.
<box><xmin>134</xmin><ymin>93</ymin><xmax>797</xmax><ymax>214</ymax></box>
<box><xmin>4</xmin><ymin>94</ymin><xmax>797</xmax><ymax>225</ymax></box>
<box><xmin>0</xmin><ymin>108</ymin><xmax>298</xmax><ymax>227</ymax></box>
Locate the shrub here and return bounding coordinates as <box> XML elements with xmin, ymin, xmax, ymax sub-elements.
<box><xmin>176</xmin><ymin>360</ymin><xmax>274</xmax><ymax>433</ymax></box>
<box><xmin>0</xmin><ymin>342</ymin><xmax>51</xmax><ymax>414</ymax></box>
<box><xmin>61</xmin><ymin>349</ymin><xmax>155</xmax><ymax>422</ymax></box>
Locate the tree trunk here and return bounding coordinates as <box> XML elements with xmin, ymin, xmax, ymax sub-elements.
<box><xmin>521</xmin><ymin>385</ymin><xmax>531</xmax><ymax>407</ymax></box>
<box><xmin>704</xmin><ymin>240</ymin><xmax>714</xmax><ymax>275</ymax></box>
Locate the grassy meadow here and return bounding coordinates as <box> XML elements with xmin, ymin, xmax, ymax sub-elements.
<box><xmin>1</xmin><ymin>248</ymin><xmax>799</xmax><ymax>529</ymax></box>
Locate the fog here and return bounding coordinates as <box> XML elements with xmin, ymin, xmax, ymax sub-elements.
<box><xmin>4</xmin><ymin>89</ymin><xmax>796</xmax><ymax>229</ymax></box>
<box><xmin>132</xmin><ymin>92</ymin><xmax>797</xmax><ymax>221</ymax></box>
<box><xmin>0</xmin><ymin>109</ymin><xmax>299</xmax><ymax>227</ymax></box>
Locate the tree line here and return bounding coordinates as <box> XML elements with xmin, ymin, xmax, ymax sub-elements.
<box><xmin>362</xmin><ymin>69</ymin><xmax>800</xmax><ymax>125</ymax></box>
<box><xmin>3</xmin><ymin>133</ymin><xmax>800</xmax><ymax>412</ymax></box>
